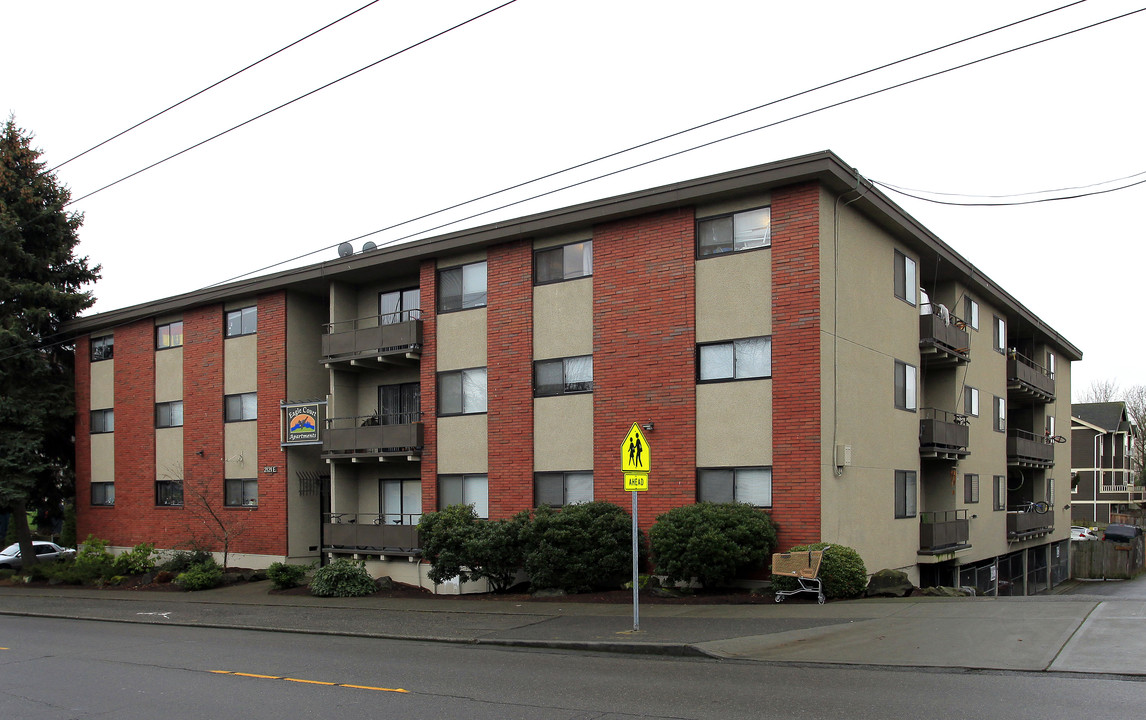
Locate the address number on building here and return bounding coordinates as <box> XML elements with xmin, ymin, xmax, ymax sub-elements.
<box><xmin>263</xmin><ymin>466</ymin><xmax>278</xmax><ymax>474</ymax></box>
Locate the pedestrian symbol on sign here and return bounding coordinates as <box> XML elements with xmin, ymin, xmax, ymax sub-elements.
<box><xmin>620</xmin><ymin>424</ymin><xmax>650</xmax><ymax>473</ymax></box>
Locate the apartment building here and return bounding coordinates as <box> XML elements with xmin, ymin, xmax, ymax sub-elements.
<box><xmin>1071</xmin><ymin>402</ymin><xmax>1142</xmax><ymax>525</ymax></box>
<box><xmin>66</xmin><ymin>151</ymin><xmax>1079</xmax><ymax>594</ymax></box>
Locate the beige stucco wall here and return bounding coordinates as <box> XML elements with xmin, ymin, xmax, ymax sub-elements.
<box><xmin>224</xmin><ymin>421</ymin><xmax>259</xmax><ymax>479</ymax></box>
<box><xmin>533</xmin><ymin>279</ymin><xmax>592</xmax><ymax>359</ymax></box>
<box><xmin>534</xmin><ymin>394</ymin><xmax>593</xmax><ymax>471</ymax></box>
<box><xmin>696</xmin><ymin>381</ymin><xmax>772</xmax><ymax>467</ymax></box>
<box><xmin>695</xmin><ymin>249</ymin><xmax>772</xmax><ymax>343</ymax></box>
<box><xmin>436</xmin><ymin>308</ymin><xmax>487</xmax><ymax>371</ymax></box>
<box><xmin>695</xmin><ymin>192</ymin><xmax>771</xmax><ymax>221</ymax></box>
<box><xmin>90</xmin><ymin>434</ymin><xmax>114</xmax><ymax>484</ymax></box>
<box><xmin>154</xmin><ymin>345</ymin><xmax>182</xmax><ymax>403</ymax></box>
<box><xmin>437</xmin><ymin>414</ymin><xmax>489</xmax><ymax>474</ymax></box>
<box><xmin>155</xmin><ymin>427</ymin><xmax>183</xmax><ymax>479</ymax></box>
<box><xmin>224</xmin><ymin>334</ymin><xmax>258</xmax><ymax>393</ymax></box>
<box><xmin>285</xmin><ymin>292</ymin><xmax>328</xmax><ymax>559</ymax></box>
<box><xmin>90</xmin><ymin>360</ymin><xmax>114</xmax><ymax>408</ymax></box>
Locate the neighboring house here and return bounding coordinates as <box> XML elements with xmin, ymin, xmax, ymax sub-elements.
<box><xmin>64</xmin><ymin>150</ymin><xmax>1079</xmax><ymax>595</ymax></box>
<box><xmin>1071</xmin><ymin>402</ymin><xmax>1142</xmax><ymax>525</ymax></box>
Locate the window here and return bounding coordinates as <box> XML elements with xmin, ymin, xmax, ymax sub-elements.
<box><xmin>994</xmin><ymin>396</ymin><xmax>1006</xmax><ymax>432</ymax></box>
<box><xmin>993</xmin><ymin>475</ymin><xmax>1006</xmax><ymax>511</ymax></box>
<box><xmin>698</xmin><ymin>336</ymin><xmax>771</xmax><ymax>381</ymax></box>
<box><xmin>156</xmin><ymin>321</ymin><xmax>184</xmax><ymax>349</ymax></box>
<box><xmin>91</xmin><ymin>335</ymin><xmax>113</xmax><ymax>362</ymax></box>
<box><xmin>225</xmin><ymin>306</ymin><xmax>257</xmax><ymax>337</ymax></box>
<box><xmin>155</xmin><ymin>401</ymin><xmax>184</xmax><ymax>428</ymax></box>
<box><xmin>697</xmin><ymin>207</ymin><xmax>771</xmax><ymax>257</ymax></box>
<box><xmin>894</xmin><ymin>470</ymin><xmax>917</xmax><ymax>518</ymax></box>
<box><xmin>894</xmin><ymin>361</ymin><xmax>917</xmax><ymax>411</ymax></box>
<box><xmin>437</xmin><ymin>368</ymin><xmax>487</xmax><ymax>415</ymax></box>
<box><xmin>1046</xmin><ymin>415</ymin><xmax>1056</xmax><ymax>438</ymax></box>
<box><xmin>438</xmin><ymin>261</ymin><xmax>487</xmax><ymax>312</ymax></box>
<box><xmin>91</xmin><ymin>409</ymin><xmax>114</xmax><ymax>434</ymax></box>
<box><xmin>993</xmin><ymin>315</ymin><xmax>1006</xmax><ymax>353</ymax></box>
<box><xmin>535</xmin><ymin>472</ymin><xmax>594</xmax><ymax>506</ymax></box>
<box><xmin>964</xmin><ymin>297</ymin><xmax>979</xmax><ymax>330</ymax></box>
<box><xmin>380</xmin><ymin>479</ymin><xmax>422</xmax><ymax>525</ymax></box>
<box><xmin>379</xmin><ymin>288</ymin><xmax>421</xmax><ymax>324</ymax></box>
<box><xmin>534</xmin><ymin>356</ymin><xmax>593</xmax><ymax>396</ymax></box>
<box><xmin>225</xmin><ymin>478</ymin><xmax>258</xmax><ymax>507</ymax></box>
<box><xmin>156</xmin><ymin>480</ymin><xmax>183</xmax><ymax>506</ymax></box>
<box><xmin>1046</xmin><ymin>478</ymin><xmax>1055</xmax><ymax>506</ymax></box>
<box><xmin>224</xmin><ymin>392</ymin><xmax>258</xmax><ymax>422</ymax></box>
<box><xmin>964</xmin><ymin>473</ymin><xmax>979</xmax><ymax>504</ymax></box>
<box><xmin>894</xmin><ymin>250</ymin><xmax>917</xmax><ymax>306</ymax></box>
<box><xmin>91</xmin><ymin>482</ymin><xmax>114</xmax><ymax>506</ymax></box>
<box><xmin>697</xmin><ymin>467</ymin><xmax>772</xmax><ymax>507</ymax></box>
<box><xmin>439</xmin><ymin>474</ymin><xmax>488</xmax><ymax>517</ymax></box>
<box><xmin>535</xmin><ymin>240</ymin><xmax>593</xmax><ymax>283</ymax></box>
<box><xmin>1046</xmin><ymin>351</ymin><xmax>1056</xmax><ymax>380</ymax></box>
<box><xmin>378</xmin><ymin>383</ymin><xmax>421</xmax><ymax>425</ymax></box>
<box><xmin>965</xmin><ymin>387</ymin><xmax>979</xmax><ymax>417</ymax></box>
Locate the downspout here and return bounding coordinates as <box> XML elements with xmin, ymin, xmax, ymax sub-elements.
<box><xmin>1094</xmin><ymin>432</ymin><xmax>1102</xmax><ymax>524</ymax></box>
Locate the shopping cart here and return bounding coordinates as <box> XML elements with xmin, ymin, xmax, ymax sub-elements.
<box><xmin>771</xmin><ymin>547</ymin><xmax>830</xmax><ymax>604</ymax></box>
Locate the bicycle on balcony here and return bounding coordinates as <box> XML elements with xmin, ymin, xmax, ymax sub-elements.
<box><xmin>1011</xmin><ymin>499</ymin><xmax>1049</xmax><ymax>514</ymax></box>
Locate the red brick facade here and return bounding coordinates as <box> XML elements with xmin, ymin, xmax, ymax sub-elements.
<box><xmin>770</xmin><ymin>183</ymin><xmax>823</xmax><ymax>548</ymax></box>
<box><xmin>486</xmin><ymin>241</ymin><xmax>534</xmax><ymax>517</ymax></box>
<box><xmin>419</xmin><ymin>260</ymin><xmax>439</xmax><ymax>514</ymax></box>
<box><xmin>592</xmin><ymin>208</ymin><xmax>698</xmax><ymax>531</ymax></box>
<box><xmin>251</xmin><ymin>291</ymin><xmax>288</xmax><ymax>555</ymax></box>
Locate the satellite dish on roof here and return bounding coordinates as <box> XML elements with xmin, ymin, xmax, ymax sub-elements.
<box><xmin>363</xmin><ymin>241</ymin><xmax>377</xmax><ymax>252</ymax></box>
<box><xmin>337</xmin><ymin>242</ymin><xmax>353</xmax><ymax>258</ymax></box>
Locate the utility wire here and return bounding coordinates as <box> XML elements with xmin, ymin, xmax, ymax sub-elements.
<box><xmin>48</xmin><ymin>0</ymin><xmax>383</xmax><ymax>174</ymax></box>
<box><xmin>200</xmin><ymin>0</ymin><xmax>1105</xmax><ymax>289</ymax></box>
<box><xmin>64</xmin><ymin>0</ymin><xmax>517</xmax><ymax>207</ymax></box>
<box><xmin>872</xmin><ymin>176</ymin><xmax>1146</xmax><ymax>206</ymax></box>
<box><xmin>6</xmin><ymin>3</ymin><xmax>1138</xmax><ymax>363</ymax></box>
<box><xmin>871</xmin><ymin>168</ymin><xmax>1146</xmax><ymax>202</ymax></box>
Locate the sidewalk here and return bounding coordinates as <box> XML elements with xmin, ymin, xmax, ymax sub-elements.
<box><xmin>2</xmin><ymin>582</ymin><xmax>1145</xmax><ymax>675</ymax></box>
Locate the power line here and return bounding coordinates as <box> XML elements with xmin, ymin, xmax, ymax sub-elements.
<box><xmin>872</xmin><ymin>175</ymin><xmax>1146</xmax><ymax>206</ymax></box>
<box><xmin>201</xmin><ymin>0</ymin><xmax>1106</xmax><ymax>289</ymax></box>
<box><xmin>47</xmin><ymin>0</ymin><xmax>383</xmax><ymax>174</ymax></box>
<box><xmin>64</xmin><ymin>0</ymin><xmax>518</xmax><ymax>207</ymax></box>
<box><xmin>870</xmin><ymin>168</ymin><xmax>1146</xmax><ymax>201</ymax></box>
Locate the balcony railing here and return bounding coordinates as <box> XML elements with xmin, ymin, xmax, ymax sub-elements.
<box><xmin>919</xmin><ymin>407</ymin><xmax>970</xmax><ymax>459</ymax></box>
<box><xmin>321</xmin><ymin>311</ymin><xmax>423</xmax><ymax>364</ymax></box>
<box><xmin>919</xmin><ymin>510</ymin><xmax>970</xmax><ymax>554</ymax></box>
<box><xmin>323</xmin><ymin>513</ymin><xmax>420</xmax><ymax>556</ymax></box>
<box><xmin>919</xmin><ymin>311</ymin><xmax>970</xmax><ymax>366</ymax></box>
<box><xmin>1007</xmin><ymin>428</ymin><xmax>1054</xmax><ymax>468</ymax></box>
<box><xmin>1007</xmin><ymin>350</ymin><xmax>1055</xmax><ymax>402</ymax></box>
<box><xmin>322</xmin><ymin>413</ymin><xmax>423</xmax><ymax>461</ymax></box>
<box><xmin>1006</xmin><ymin>508</ymin><xmax>1055</xmax><ymax>540</ymax></box>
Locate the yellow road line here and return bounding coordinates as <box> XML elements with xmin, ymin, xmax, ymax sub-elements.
<box><xmin>212</xmin><ymin>671</ymin><xmax>407</xmax><ymax>693</ymax></box>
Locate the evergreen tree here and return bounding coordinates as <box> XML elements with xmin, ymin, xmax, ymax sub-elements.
<box><xmin>0</xmin><ymin>116</ymin><xmax>100</xmax><ymax>564</ymax></box>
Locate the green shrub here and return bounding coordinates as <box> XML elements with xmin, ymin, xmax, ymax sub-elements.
<box><xmin>113</xmin><ymin>543</ymin><xmax>158</xmax><ymax>575</ymax></box>
<box><xmin>524</xmin><ymin>502</ymin><xmax>639</xmax><ymax>593</ymax></box>
<box><xmin>309</xmin><ymin>558</ymin><xmax>377</xmax><ymax>597</ymax></box>
<box><xmin>267</xmin><ymin>562</ymin><xmax>309</xmax><ymax>590</ymax></box>
<box><xmin>770</xmin><ymin>543</ymin><xmax>867</xmax><ymax>599</ymax></box>
<box><xmin>74</xmin><ymin>535</ymin><xmax>115</xmax><ymax>579</ymax></box>
<box><xmin>174</xmin><ymin>560</ymin><xmax>223</xmax><ymax>591</ymax></box>
<box><xmin>0</xmin><ymin>568</ymin><xmax>14</xmax><ymax>581</ymax></box>
<box><xmin>418</xmin><ymin>505</ymin><xmax>528</xmax><ymax>592</ymax></box>
<box><xmin>35</xmin><ymin>562</ymin><xmax>94</xmax><ymax>585</ymax></box>
<box><xmin>649</xmin><ymin>503</ymin><xmax>778</xmax><ymax>588</ymax></box>
<box><xmin>158</xmin><ymin>550</ymin><xmax>214</xmax><ymax>575</ymax></box>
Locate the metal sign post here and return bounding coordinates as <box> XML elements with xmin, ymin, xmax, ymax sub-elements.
<box><xmin>620</xmin><ymin>423</ymin><xmax>650</xmax><ymax>633</ymax></box>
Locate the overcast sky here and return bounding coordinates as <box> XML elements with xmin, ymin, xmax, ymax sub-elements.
<box><xmin>5</xmin><ymin>0</ymin><xmax>1144</xmax><ymax>400</ymax></box>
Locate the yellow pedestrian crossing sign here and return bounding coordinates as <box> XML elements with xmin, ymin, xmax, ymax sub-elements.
<box><xmin>624</xmin><ymin>473</ymin><xmax>649</xmax><ymax>491</ymax></box>
<box><xmin>621</xmin><ymin>423</ymin><xmax>650</xmax><ymax>473</ymax></box>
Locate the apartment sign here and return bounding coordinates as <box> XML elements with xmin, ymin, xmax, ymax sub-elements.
<box><xmin>282</xmin><ymin>401</ymin><xmax>324</xmax><ymax>446</ymax></box>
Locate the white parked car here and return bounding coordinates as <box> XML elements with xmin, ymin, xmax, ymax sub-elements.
<box><xmin>1071</xmin><ymin>526</ymin><xmax>1099</xmax><ymax>541</ymax></box>
<box><xmin>0</xmin><ymin>541</ymin><xmax>76</xmax><ymax>569</ymax></box>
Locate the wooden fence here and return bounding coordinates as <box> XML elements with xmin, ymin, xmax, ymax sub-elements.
<box><xmin>1071</xmin><ymin>536</ymin><xmax>1145</xmax><ymax>580</ymax></box>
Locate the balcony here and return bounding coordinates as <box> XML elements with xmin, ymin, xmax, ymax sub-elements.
<box><xmin>323</xmin><ymin>513</ymin><xmax>420</xmax><ymax>556</ymax></box>
<box><xmin>322</xmin><ymin>311</ymin><xmax>423</xmax><ymax>368</ymax></box>
<box><xmin>1007</xmin><ymin>351</ymin><xmax>1055</xmax><ymax>402</ymax></box>
<box><xmin>1007</xmin><ymin>429</ymin><xmax>1054</xmax><ymax>468</ymax></box>
<box><xmin>1007</xmin><ymin>508</ymin><xmax>1055</xmax><ymax>541</ymax></box>
<box><xmin>919</xmin><ymin>312</ymin><xmax>969</xmax><ymax>367</ymax></box>
<box><xmin>322</xmin><ymin>413</ymin><xmax>423</xmax><ymax>462</ymax></box>
<box><xmin>919</xmin><ymin>407</ymin><xmax>970</xmax><ymax>460</ymax></box>
<box><xmin>919</xmin><ymin>510</ymin><xmax>971</xmax><ymax>555</ymax></box>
